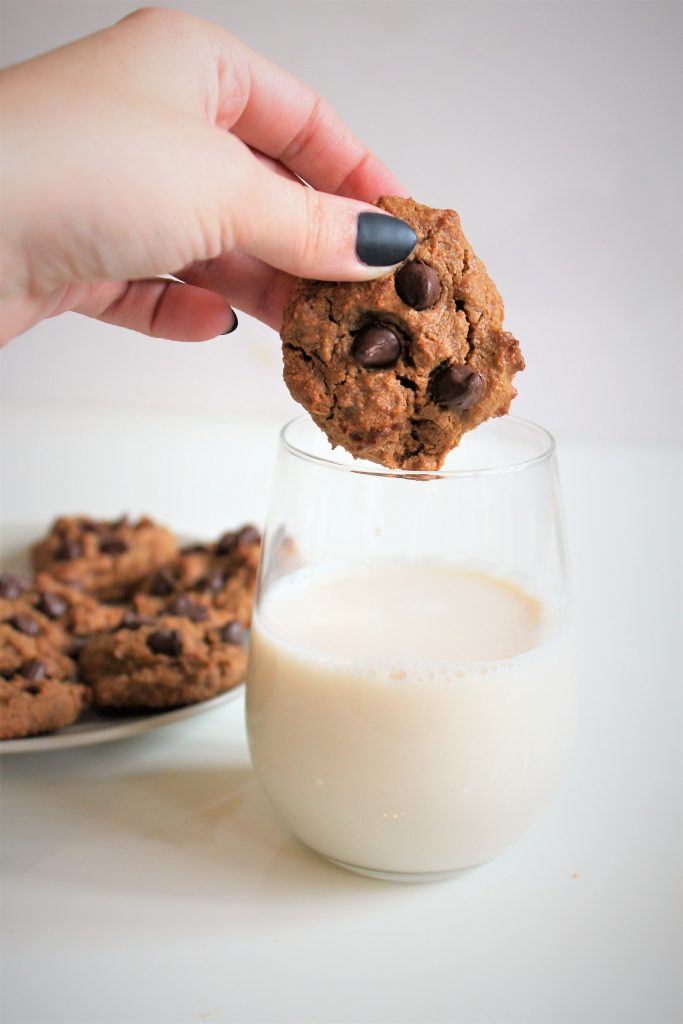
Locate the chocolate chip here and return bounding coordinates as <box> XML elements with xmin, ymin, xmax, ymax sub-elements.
<box><xmin>8</xmin><ymin>614</ymin><xmax>40</xmax><ymax>637</ymax></box>
<box><xmin>119</xmin><ymin>612</ymin><xmax>155</xmax><ymax>631</ymax></box>
<box><xmin>36</xmin><ymin>591</ymin><xmax>68</xmax><ymax>619</ymax></box>
<box><xmin>81</xmin><ymin>519</ymin><xmax>106</xmax><ymax>534</ymax></box>
<box><xmin>219</xmin><ymin>621</ymin><xmax>242</xmax><ymax>645</ymax></box>
<box><xmin>352</xmin><ymin>325</ymin><xmax>402</xmax><ymax>368</ymax></box>
<box><xmin>237</xmin><ymin>526</ymin><xmax>260</xmax><ymax>546</ymax></box>
<box><xmin>165</xmin><ymin>594</ymin><xmax>208</xmax><ymax>622</ymax></box>
<box><xmin>180</xmin><ymin>544</ymin><xmax>208</xmax><ymax>556</ymax></box>
<box><xmin>0</xmin><ymin>573</ymin><xmax>30</xmax><ymax>600</ymax></box>
<box><xmin>215</xmin><ymin>532</ymin><xmax>238</xmax><ymax>556</ymax></box>
<box><xmin>395</xmin><ymin>260</ymin><xmax>441</xmax><ymax>310</ymax></box>
<box><xmin>99</xmin><ymin>536</ymin><xmax>128</xmax><ymax>556</ymax></box>
<box><xmin>148</xmin><ymin>567</ymin><xmax>177</xmax><ymax>596</ymax></box>
<box><xmin>196</xmin><ymin>568</ymin><xmax>225</xmax><ymax>593</ymax></box>
<box><xmin>429</xmin><ymin>364</ymin><xmax>484</xmax><ymax>411</ymax></box>
<box><xmin>55</xmin><ymin>538</ymin><xmax>83</xmax><ymax>561</ymax></box>
<box><xmin>146</xmin><ymin>629</ymin><xmax>183</xmax><ymax>657</ymax></box>
<box><xmin>25</xmin><ymin>685</ymin><xmax>42</xmax><ymax>696</ymax></box>
<box><xmin>19</xmin><ymin>659</ymin><xmax>46</xmax><ymax>682</ymax></box>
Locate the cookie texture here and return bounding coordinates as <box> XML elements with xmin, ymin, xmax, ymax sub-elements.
<box><xmin>281</xmin><ymin>196</ymin><xmax>524</xmax><ymax>470</ymax></box>
<box><xmin>0</xmin><ymin>675</ymin><xmax>89</xmax><ymax>740</ymax></box>
<box><xmin>32</xmin><ymin>515</ymin><xmax>177</xmax><ymax>600</ymax></box>
<box><xmin>135</xmin><ymin>525</ymin><xmax>260</xmax><ymax>627</ymax></box>
<box><xmin>79</xmin><ymin>613</ymin><xmax>247</xmax><ymax>709</ymax></box>
<box><xmin>0</xmin><ymin>594</ymin><xmax>70</xmax><ymax>650</ymax></box>
<box><xmin>30</xmin><ymin>574</ymin><xmax>124</xmax><ymax>638</ymax></box>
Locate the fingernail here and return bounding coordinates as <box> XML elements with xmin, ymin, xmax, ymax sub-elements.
<box><xmin>355</xmin><ymin>212</ymin><xmax>417</xmax><ymax>267</ymax></box>
<box><xmin>222</xmin><ymin>311</ymin><xmax>238</xmax><ymax>335</ymax></box>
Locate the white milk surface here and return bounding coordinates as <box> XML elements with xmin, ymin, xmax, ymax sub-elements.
<box><xmin>246</xmin><ymin>561</ymin><xmax>576</xmax><ymax>875</ymax></box>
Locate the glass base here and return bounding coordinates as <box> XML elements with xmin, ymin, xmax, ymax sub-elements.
<box><xmin>325</xmin><ymin>855</ymin><xmax>479</xmax><ymax>883</ymax></box>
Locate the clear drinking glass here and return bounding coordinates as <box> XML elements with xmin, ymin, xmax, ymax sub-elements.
<box><xmin>246</xmin><ymin>415</ymin><xmax>576</xmax><ymax>882</ymax></box>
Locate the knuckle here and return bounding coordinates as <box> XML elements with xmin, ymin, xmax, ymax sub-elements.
<box><xmin>278</xmin><ymin>93</ymin><xmax>324</xmax><ymax>166</ymax></box>
<box><xmin>120</xmin><ymin>7</ymin><xmax>168</xmax><ymax>26</ymax></box>
<box><xmin>119</xmin><ymin>7</ymin><xmax>193</xmax><ymax>35</ymax></box>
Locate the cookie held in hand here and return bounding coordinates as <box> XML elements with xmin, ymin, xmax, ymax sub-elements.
<box><xmin>281</xmin><ymin>196</ymin><xmax>524</xmax><ymax>470</ymax></box>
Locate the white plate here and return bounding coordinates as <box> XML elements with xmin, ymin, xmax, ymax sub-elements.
<box><xmin>0</xmin><ymin>688</ymin><xmax>243</xmax><ymax>755</ymax></box>
<box><xmin>0</xmin><ymin>522</ymin><xmax>245</xmax><ymax>755</ymax></box>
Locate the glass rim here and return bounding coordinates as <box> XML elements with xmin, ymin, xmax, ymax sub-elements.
<box><xmin>279</xmin><ymin>415</ymin><xmax>556</xmax><ymax>480</ymax></box>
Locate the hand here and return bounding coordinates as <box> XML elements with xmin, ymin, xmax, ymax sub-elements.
<box><xmin>0</xmin><ymin>7</ymin><xmax>415</xmax><ymax>345</ymax></box>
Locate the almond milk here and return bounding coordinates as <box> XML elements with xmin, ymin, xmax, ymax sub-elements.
<box><xmin>246</xmin><ymin>561</ymin><xmax>575</xmax><ymax>877</ymax></box>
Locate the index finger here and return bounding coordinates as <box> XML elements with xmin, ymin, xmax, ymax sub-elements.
<box><xmin>212</xmin><ymin>32</ymin><xmax>408</xmax><ymax>202</ymax></box>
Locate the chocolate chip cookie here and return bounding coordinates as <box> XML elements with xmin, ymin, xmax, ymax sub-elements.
<box><xmin>79</xmin><ymin>612</ymin><xmax>247</xmax><ymax>709</ymax></box>
<box><xmin>281</xmin><ymin>196</ymin><xmax>524</xmax><ymax>470</ymax></box>
<box><xmin>27</xmin><ymin>574</ymin><xmax>124</xmax><ymax>639</ymax></box>
<box><xmin>0</xmin><ymin>572</ymin><xmax>32</xmax><ymax>601</ymax></box>
<box><xmin>32</xmin><ymin>515</ymin><xmax>177</xmax><ymax>600</ymax></box>
<box><xmin>1</xmin><ymin>584</ymin><xmax>80</xmax><ymax>738</ymax></box>
<box><xmin>135</xmin><ymin>525</ymin><xmax>260</xmax><ymax>626</ymax></box>
<box><xmin>0</xmin><ymin>674</ymin><xmax>89</xmax><ymax>740</ymax></box>
<box><xmin>0</xmin><ymin>611</ymin><xmax>76</xmax><ymax>681</ymax></box>
<box><xmin>0</xmin><ymin>593</ymin><xmax>73</xmax><ymax>657</ymax></box>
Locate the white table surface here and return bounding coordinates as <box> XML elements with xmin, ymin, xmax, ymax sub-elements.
<box><xmin>1</xmin><ymin>402</ymin><xmax>681</xmax><ymax>1024</ymax></box>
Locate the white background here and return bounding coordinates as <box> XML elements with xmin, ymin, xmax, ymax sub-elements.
<box><xmin>0</xmin><ymin>0</ymin><xmax>681</xmax><ymax>446</ymax></box>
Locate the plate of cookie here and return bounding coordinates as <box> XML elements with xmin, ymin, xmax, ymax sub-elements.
<box><xmin>0</xmin><ymin>515</ymin><xmax>261</xmax><ymax>754</ymax></box>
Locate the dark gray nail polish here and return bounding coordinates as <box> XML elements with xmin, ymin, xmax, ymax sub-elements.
<box><xmin>356</xmin><ymin>213</ymin><xmax>417</xmax><ymax>267</ymax></box>
<box><xmin>222</xmin><ymin>311</ymin><xmax>238</xmax><ymax>335</ymax></box>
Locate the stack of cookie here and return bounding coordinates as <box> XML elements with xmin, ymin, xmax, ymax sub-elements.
<box><xmin>0</xmin><ymin>515</ymin><xmax>261</xmax><ymax>740</ymax></box>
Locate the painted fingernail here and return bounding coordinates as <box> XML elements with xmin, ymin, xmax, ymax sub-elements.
<box><xmin>222</xmin><ymin>311</ymin><xmax>238</xmax><ymax>335</ymax></box>
<box><xmin>355</xmin><ymin>213</ymin><xmax>417</xmax><ymax>267</ymax></box>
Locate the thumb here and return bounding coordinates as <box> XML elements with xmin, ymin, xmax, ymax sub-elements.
<box><xmin>227</xmin><ymin>143</ymin><xmax>417</xmax><ymax>282</ymax></box>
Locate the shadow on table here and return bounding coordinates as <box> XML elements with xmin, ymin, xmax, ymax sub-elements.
<box><xmin>4</xmin><ymin>751</ymin><xmax>431</xmax><ymax>908</ymax></box>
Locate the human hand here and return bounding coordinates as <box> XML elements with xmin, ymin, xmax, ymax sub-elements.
<box><xmin>0</xmin><ymin>7</ymin><xmax>415</xmax><ymax>345</ymax></box>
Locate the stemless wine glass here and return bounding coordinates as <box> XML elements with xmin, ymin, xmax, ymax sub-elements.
<box><xmin>246</xmin><ymin>415</ymin><xmax>576</xmax><ymax>882</ymax></box>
